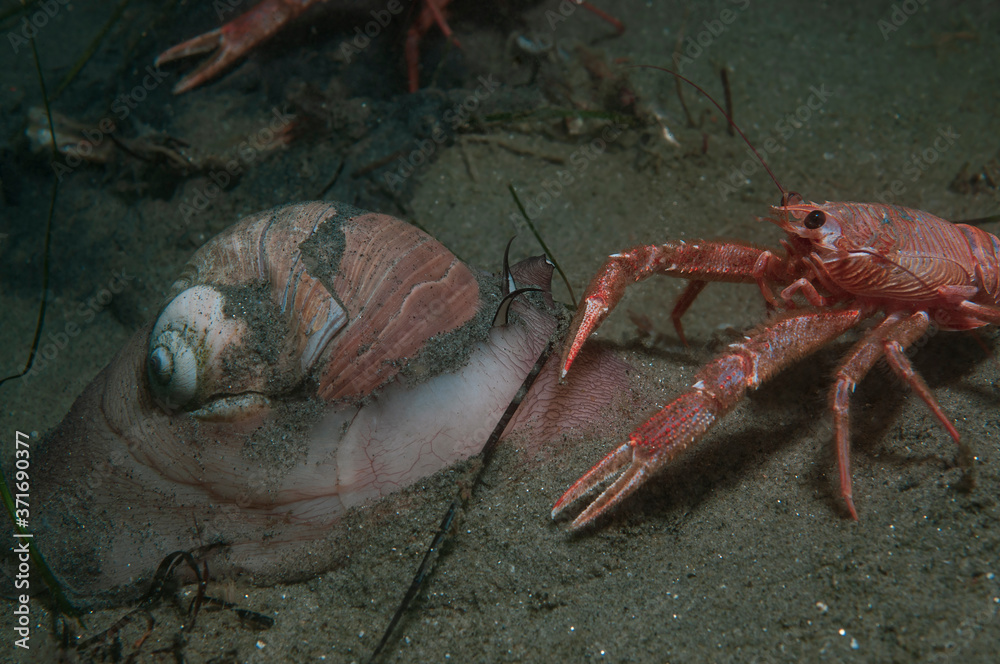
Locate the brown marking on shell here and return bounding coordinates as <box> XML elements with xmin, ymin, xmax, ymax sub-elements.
<box><xmin>305</xmin><ymin>211</ymin><xmax>481</xmax><ymax>402</ymax></box>
<box><xmin>159</xmin><ymin>202</ymin><xmax>480</xmax><ymax>406</ymax></box>
<box><xmin>167</xmin><ymin>203</ymin><xmax>346</xmax><ymax>393</ymax></box>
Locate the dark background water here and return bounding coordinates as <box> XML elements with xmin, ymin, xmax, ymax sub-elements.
<box><xmin>1</xmin><ymin>1</ymin><xmax>999</xmax><ymax>661</ymax></box>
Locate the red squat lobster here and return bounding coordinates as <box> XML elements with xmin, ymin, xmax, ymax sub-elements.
<box><xmin>552</xmin><ymin>83</ymin><xmax>1000</xmax><ymax>530</ymax></box>
<box><xmin>155</xmin><ymin>0</ymin><xmax>624</xmax><ymax>94</ymax></box>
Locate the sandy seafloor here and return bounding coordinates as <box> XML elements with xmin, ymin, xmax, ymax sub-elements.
<box><xmin>1</xmin><ymin>0</ymin><xmax>1000</xmax><ymax>662</ymax></box>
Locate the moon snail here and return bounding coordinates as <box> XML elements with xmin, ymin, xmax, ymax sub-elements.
<box><xmin>32</xmin><ymin>201</ymin><xmax>628</xmax><ymax>606</ymax></box>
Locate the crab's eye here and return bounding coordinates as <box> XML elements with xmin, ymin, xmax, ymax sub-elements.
<box><xmin>804</xmin><ymin>210</ymin><xmax>826</xmax><ymax>229</ymax></box>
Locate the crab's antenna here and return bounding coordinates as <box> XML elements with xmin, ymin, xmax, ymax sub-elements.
<box><xmin>631</xmin><ymin>65</ymin><xmax>787</xmax><ymax>198</ymax></box>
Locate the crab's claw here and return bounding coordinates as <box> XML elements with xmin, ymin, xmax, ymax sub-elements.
<box><xmin>156</xmin><ymin>0</ymin><xmax>313</xmax><ymax>94</ymax></box>
<box><xmin>560</xmin><ymin>294</ymin><xmax>613</xmax><ymax>378</ymax></box>
<box><xmin>559</xmin><ymin>251</ymin><xmax>643</xmax><ymax>379</ymax></box>
<box><xmin>551</xmin><ymin>392</ymin><xmax>717</xmax><ymax>530</ymax></box>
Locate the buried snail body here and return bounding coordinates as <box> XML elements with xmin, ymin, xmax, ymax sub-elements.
<box><xmin>33</xmin><ymin>202</ymin><xmax>625</xmax><ymax>605</ymax></box>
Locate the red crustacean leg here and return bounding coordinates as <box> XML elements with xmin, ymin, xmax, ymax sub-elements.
<box><xmin>560</xmin><ymin>241</ymin><xmax>788</xmax><ymax>377</ymax></box>
<box><xmin>156</xmin><ymin>0</ymin><xmax>317</xmax><ymax>94</ymax></box>
<box><xmin>554</xmin><ymin>307</ymin><xmax>866</xmax><ymax>530</ymax></box>
<box><xmin>883</xmin><ymin>340</ymin><xmax>960</xmax><ymax>442</ymax></box>
<box><xmin>780</xmin><ymin>277</ymin><xmax>838</xmax><ymax>308</ymax></box>
<box><xmin>957</xmin><ymin>300</ymin><xmax>1000</xmax><ymax>326</ymax></box>
<box><xmin>830</xmin><ymin>311</ymin><xmax>960</xmax><ymax>519</ymax></box>
<box><xmin>406</xmin><ymin>0</ymin><xmax>457</xmax><ymax>92</ymax></box>
<box><xmin>831</xmin><ymin>313</ymin><xmax>907</xmax><ymax>520</ymax></box>
<box><xmin>576</xmin><ymin>1</ymin><xmax>626</xmax><ymax>34</ymax></box>
<box><xmin>670</xmin><ymin>280</ymin><xmax>707</xmax><ymax>346</ymax></box>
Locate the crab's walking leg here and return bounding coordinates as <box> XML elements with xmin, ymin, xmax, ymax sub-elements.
<box><xmin>406</xmin><ymin>0</ymin><xmax>459</xmax><ymax>92</ymax></box>
<box><xmin>576</xmin><ymin>2</ymin><xmax>626</xmax><ymax>34</ymax></box>
<box><xmin>831</xmin><ymin>311</ymin><xmax>960</xmax><ymax>519</ymax></box>
<box><xmin>560</xmin><ymin>241</ymin><xmax>789</xmax><ymax>376</ymax></box>
<box><xmin>670</xmin><ymin>280</ymin><xmax>707</xmax><ymax>346</ymax></box>
<box><xmin>554</xmin><ymin>307</ymin><xmax>865</xmax><ymax>530</ymax></box>
<box><xmin>156</xmin><ymin>0</ymin><xmax>317</xmax><ymax>94</ymax></box>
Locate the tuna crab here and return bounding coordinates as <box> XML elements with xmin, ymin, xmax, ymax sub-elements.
<box><xmin>155</xmin><ymin>0</ymin><xmax>625</xmax><ymax>94</ymax></box>
<box><xmin>551</xmin><ymin>194</ymin><xmax>995</xmax><ymax>529</ymax></box>
<box><xmin>156</xmin><ymin>0</ymin><xmax>460</xmax><ymax>94</ymax></box>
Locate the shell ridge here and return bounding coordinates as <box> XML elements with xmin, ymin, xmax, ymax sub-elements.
<box><xmin>256</xmin><ymin>214</ymin><xmax>274</xmax><ymax>282</ymax></box>
<box><xmin>352</xmin><ymin>235</ymin><xmax>443</xmax><ymax>320</ymax></box>
<box><xmin>337</xmin><ymin>216</ymin><xmax>433</xmax><ymax>313</ymax></box>
<box><xmin>280</xmin><ymin>252</ymin><xmax>304</xmax><ymax>314</ymax></box>
<box><xmin>320</xmin><ymin>251</ymin><xmax>481</xmax><ymax>401</ymax></box>
<box><xmin>309</xmin><ymin>203</ymin><xmax>337</xmax><ymax>235</ymax></box>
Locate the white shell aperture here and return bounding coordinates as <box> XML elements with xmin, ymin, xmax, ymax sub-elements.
<box><xmin>147</xmin><ymin>284</ymin><xmax>249</xmax><ymax>411</ymax></box>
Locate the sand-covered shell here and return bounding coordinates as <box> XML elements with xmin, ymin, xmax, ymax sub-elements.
<box><xmin>145</xmin><ymin>201</ymin><xmax>482</xmax><ymax>416</ymax></box>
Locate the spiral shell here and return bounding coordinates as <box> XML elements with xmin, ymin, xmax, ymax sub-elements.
<box><xmin>146</xmin><ymin>201</ymin><xmax>483</xmax><ymax>416</ymax></box>
<box><xmin>147</xmin><ymin>284</ymin><xmax>250</xmax><ymax>411</ymax></box>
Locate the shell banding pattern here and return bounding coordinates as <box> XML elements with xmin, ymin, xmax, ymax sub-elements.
<box><xmin>146</xmin><ymin>201</ymin><xmax>482</xmax><ymax>417</ymax></box>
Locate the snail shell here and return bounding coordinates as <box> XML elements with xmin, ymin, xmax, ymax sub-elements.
<box><xmin>146</xmin><ymin>202</ymin><xmax>482</xmax><ymax>414</ymax></box>
<box><xmin>34</xmin><ymin>201</ymin><xmax>568</xmax><ymax>605</ymax></box>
